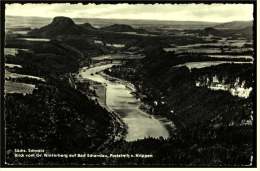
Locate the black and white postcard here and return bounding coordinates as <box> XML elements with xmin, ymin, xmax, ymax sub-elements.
<box><xmin>0</xmin><ymin>0</ymin><xmax>257</xmax><ymax>167</ymax></box>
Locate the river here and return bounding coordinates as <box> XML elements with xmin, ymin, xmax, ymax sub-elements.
<box><xmin>78</xmin><ymin>64</ymin><xmax>173</xmax><ymax>142</ymax></box>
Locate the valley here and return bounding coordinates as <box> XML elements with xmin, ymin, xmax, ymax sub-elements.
<box><xmin>3</xmin><ymin>15</ymin><xmax>255</xmax><ymax>166</ymax></box>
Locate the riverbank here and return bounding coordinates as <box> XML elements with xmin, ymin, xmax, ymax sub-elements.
<box><xmin>76</xmin><ymin>64</ymin><xmax>127</xmax><ymax>147</ymax></box>
<box><xmin>78</xmin><ymin>63</ymin><xmax>174</xmax><ymax>141</ymax></box>
<box><xmin>99</xmin><ymin>71</ymin><xmax>177</xmax><ymax>137</ymax></box>
<box><xmin>96</xmin><ymin>58</ymin><xmax>254</xmax><ymax>166</ymax></box>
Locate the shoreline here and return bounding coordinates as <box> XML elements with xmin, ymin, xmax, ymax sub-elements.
<box><xmin>99</xmin><ymin>71</ymin><xmax>177</xmax><ymax>138</ymax></box>
<box><xmin>77</xmin><ymin>62</ymin><xmax>176</xmax><ymax>142</ymax></box>
<box><xmin>75</xmin><ymin>65</ymin><xmax>128</xmax><ymax>149</ymax></box>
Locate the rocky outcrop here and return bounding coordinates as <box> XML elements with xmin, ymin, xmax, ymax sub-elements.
<box><xmin>28</xmin><ymin>16</ymin><xmax>92</xmax><ymax>37</ymax></box>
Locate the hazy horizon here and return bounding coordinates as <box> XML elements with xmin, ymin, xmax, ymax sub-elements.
<box><xmin>6</xmin><ymin>3</ymin><xmax>253</xmax><ymax>23</ymax></box>
<box><xmin>5</xmin><ymin>15</ymin><xmax>253</xmax><ymax>24</ymax></box>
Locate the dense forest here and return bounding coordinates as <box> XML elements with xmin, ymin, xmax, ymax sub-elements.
<box><xmin>104</xmin><ymin>48</ymin><xmax>254</xmax><ymax>166</ymax></box>
<box><xmin>5</xmin><ymin>39</ymin><xmax>125</xmax><ymax>165</ymax></box>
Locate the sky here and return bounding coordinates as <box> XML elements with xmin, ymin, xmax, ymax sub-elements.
<box><xmin>5</xmin><ymin>3</ymin><xmax>254</xmax><ymax>22</ymax></box>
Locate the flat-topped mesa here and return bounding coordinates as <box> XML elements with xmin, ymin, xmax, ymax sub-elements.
<box><xmin>51</xmin><ymin>16</ymin><xmax>76</xmax><ymax>27</ymax></box>
<box><xmin>28</xmin><ymin>16</ymin><xmax>86</xmax><ymax>37</ymax></box>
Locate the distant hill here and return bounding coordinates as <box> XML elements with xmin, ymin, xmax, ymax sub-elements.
<box><xmin>203</xmin><ymin>25</ymin><xmax>252</xmax><ymax>39</ymax></box>
<box><xmin>100</xmin><ymin>24</ymin><xmax>147</xmax><ymax>33</ymax></box>
<box><xmin>79</xmin><ymin>23</ymin><xmax>97</xmax><ymax>31</ymax></box>
<box><xmin>238</xmin><ymin>26</ymin><xmax>253</xmax><ymax>39</ymax></box>
<box><xmin>28</xmin><ymin>16</ymin><xmax>95</xmax><ymax>37</ymax></box>
<box><xmin>100</xmin><ymin>24</ymin><xmax>136</xmax><ymax>32</ymax></box>
<box><xmin>213</xmin><ymin>21</ymin><xmax>253</xmax><ymax>30</ymax></box>
<box><xmin>204</xmin><ymin>27</ymin><xmax>222</xmax><ymax>36</ymax></box>
<box><xmin>239</xmin><ymin>26</ymin><xmax>253</xmax><ymax>34</ymax></box>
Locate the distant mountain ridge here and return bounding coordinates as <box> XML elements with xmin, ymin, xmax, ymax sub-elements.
<box><xmin>7</xmin><ymin>15</ymin><xmax>252</xmax><ymax>30</ymax></box>
<box><xmin>213</xmin><ymin>21</ymin><xmax>253</xmax><ymax>30</ymax></box>
<box><xmin>27</xmin><ymin>16</ymin><xmax>148</xmax><ymax>37</ymax></box>
<box><xmin>6</xmin><ymin>15</ymin><xmax>218</xmax><ymax>31</ymax></box>
<box><xmin>203</xmin><ymin>25</ymin><xmax>252</xmax><ymax>39</ymax></box>
<box><xmin>201</xmin><ymin>20</ymin><xmax>253</xmax><ymax>39</ymax></box>
<box><xmin>24</xmin><ymin>16</ymin><xmax>253</xmax><ymax>38</ymax></box>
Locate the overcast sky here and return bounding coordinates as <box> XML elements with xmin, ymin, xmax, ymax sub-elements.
<box><xmin>6</xmin><ymin>3</ymin><xmax>253</xmax><ymax>22</ymax></box>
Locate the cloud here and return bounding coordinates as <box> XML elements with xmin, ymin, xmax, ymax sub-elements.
<box><xmin>5</xmin><ymin>3</ymin><xmax>253</xmax><ymax>22</ymax></box>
